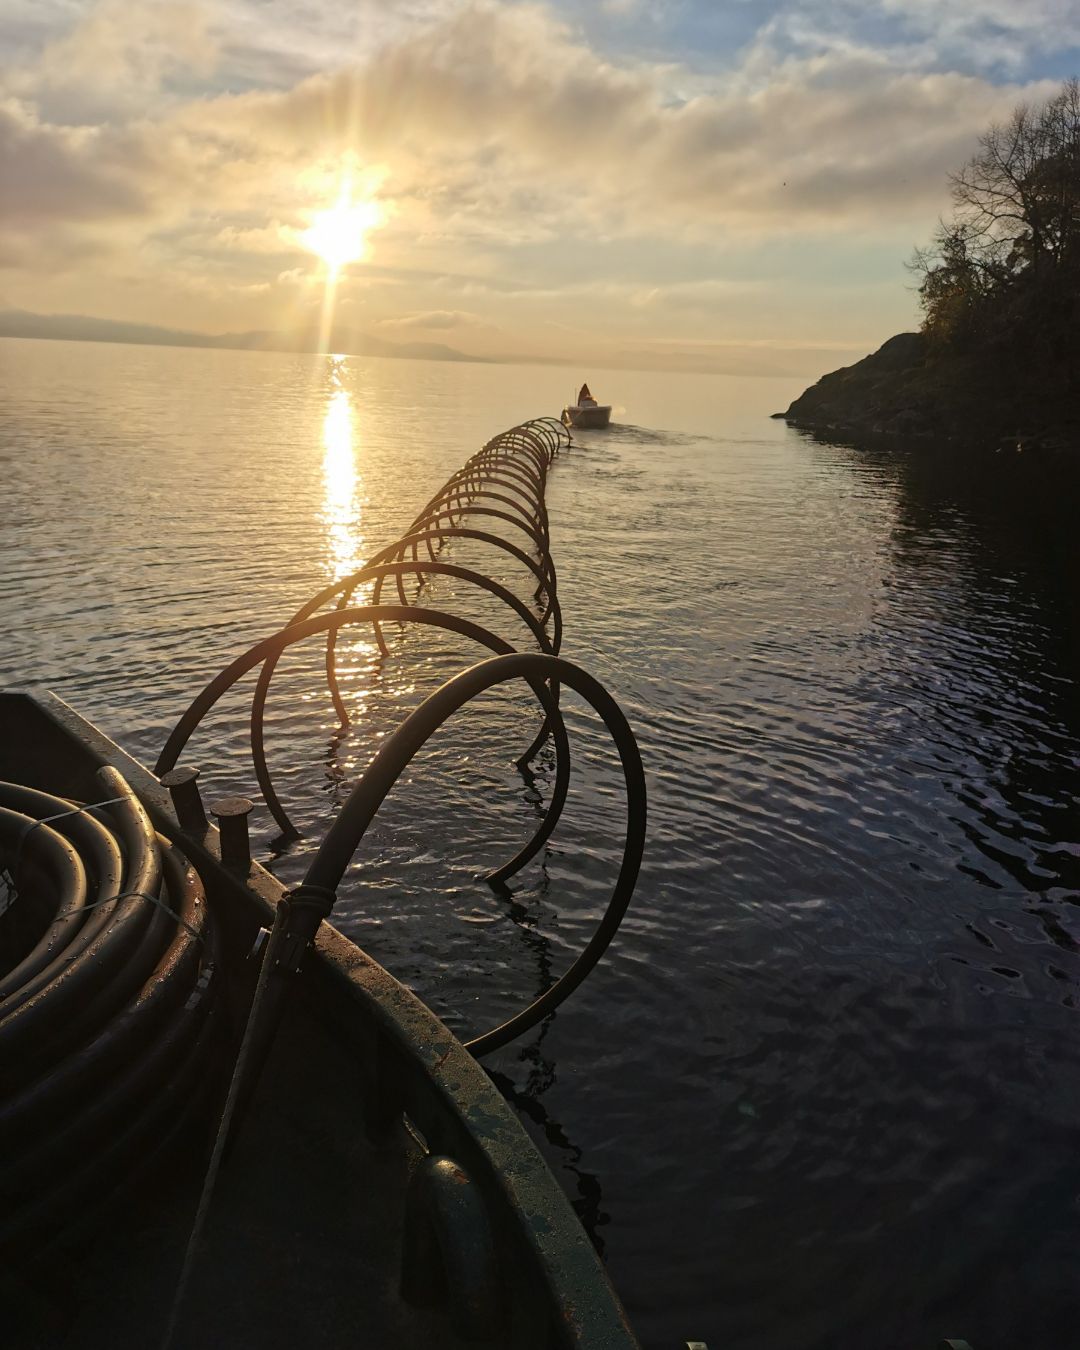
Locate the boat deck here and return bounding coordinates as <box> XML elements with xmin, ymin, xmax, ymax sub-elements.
<box><xmin>10</xmin><ymin>1004</ymin><xmax>475</xmax><ymax>1349</ymax></box>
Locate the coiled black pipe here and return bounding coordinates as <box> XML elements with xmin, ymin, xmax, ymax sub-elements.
<box><xmin>302</xmin><ymin>651</ymin><xmax>646</xmax><ymax>1055</ymax></box>
<box><xmin>157</xmin><ymin>419</ymin><xmax>574</xmax><ymax>857</ymax></box>
<box><xmin>0</xmin><ymin>766</ymin><xmax>221</xmax><ymax>1257</ymax></box>
<box><xmin>152</xmin><ymin>418</ymin><xmax>644</xmax><ymax>1063</ymax></box>
<box><xmin>166</xmin><ymin>651</ymin><xmax>645</xmax><ymax>1272</ymax></box>
<box><xmin>329</xmin><ymin>416</ymin><xmax>566</xmax><ymax>707</ymax></box>
<box><xmin>252</xmin><ymin>547</ymin><xmax>563</xmax><ymax>839</ymax></box>
<box><xmin>155</xmin><ymin>604</ymin><xmax>573</xmax><ymax>884</ymax></box>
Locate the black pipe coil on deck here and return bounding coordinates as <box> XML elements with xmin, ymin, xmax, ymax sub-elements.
<box><xmin>0</xmin><ymin>765</ymin><xmax>222</xmax><ymax>1258</ymax></box>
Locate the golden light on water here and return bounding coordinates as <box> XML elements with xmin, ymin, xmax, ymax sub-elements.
<box><xmin>321</xmin><ymin>374</ymin><xmax>364</xmax><ymax>581</ymax></box>
<box><xmin>320</xmin><ymin>363</ymin><xmax>378</xmax><ymax>713</ymax></box>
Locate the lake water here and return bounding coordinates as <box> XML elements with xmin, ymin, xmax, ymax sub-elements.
<box><xmin>2</xmin><ymin>334</ymin><xmax>1079</xmax><ymax>1350</ymax></box>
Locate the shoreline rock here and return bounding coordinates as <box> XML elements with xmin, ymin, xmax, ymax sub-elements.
<box><xmin>775</xmin><ymin>332</ymin><xmax>1077</xmax><ymax>451</ymax></box>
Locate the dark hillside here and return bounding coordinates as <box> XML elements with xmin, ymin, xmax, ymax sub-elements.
<box><xmin>778</xmin><ymin>331</ymin><xmax>1080</xmax><ymax>448</ymax></box>
<box><xmin>780</xmin><ymin>79</ymin><xmax>1080</xmax><ymax>451</ymax></box>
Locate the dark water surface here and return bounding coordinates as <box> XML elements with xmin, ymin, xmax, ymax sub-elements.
<box><xmin>3</xmin><ymin>336</ymin><xmax>1080</xmax><ymax>1349</ymax></box>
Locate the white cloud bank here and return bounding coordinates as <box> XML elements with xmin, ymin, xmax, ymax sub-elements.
<box><xmin>198</xmin><ymin>5</ymin><xmax>1053</xmax><ymax>234</ymax></box>
<box><xmin>0</xmin><ymin>0</ymin><xmax>1069</xmax><ymax>364</ymax></box>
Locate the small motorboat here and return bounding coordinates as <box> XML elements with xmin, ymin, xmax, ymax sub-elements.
<box><xmin>562</xmin><ymin>383</ymin><xmax>612</xmax><ymax>430</ymax></box>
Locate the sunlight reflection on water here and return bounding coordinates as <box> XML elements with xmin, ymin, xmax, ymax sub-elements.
<box><xmin>319</xmin><ymin>361</ymin><xmax>379</xmax><ymax>709</ymax></box>
<box><xmin>321</xmin><ymin>366</ymin><xmax>363</xmax><ymax>582</ymax></box>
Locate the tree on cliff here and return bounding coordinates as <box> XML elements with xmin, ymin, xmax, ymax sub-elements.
<box><xmin>910</xmin><ymin>79</ymin><xmax>1080</xmax><ymax>358</ymax></box>
<box><xmin>783</xmin><ymin>81</ymin><xmax>1080</xmax><ymax>441</ymax></box>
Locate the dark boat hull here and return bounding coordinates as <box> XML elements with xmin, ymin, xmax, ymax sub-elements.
<box><xmin>561</xmin><ymin>405</ymin><xmax>612</xmax><ymax>429</ymax></box>
<box><xmin>0</xmin><ymin>689</ymin><xmax>639</xmax><ymax>1349</ymax></box>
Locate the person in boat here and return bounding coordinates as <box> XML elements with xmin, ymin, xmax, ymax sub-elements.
<box><xmin>577</xmin><ymin>382</ymin><xmax>596</xmax><ymax>406</ymax></box>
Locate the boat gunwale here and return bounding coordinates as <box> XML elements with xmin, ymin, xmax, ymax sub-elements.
<box><xmin>0</xmin><ymin>687</ymin><xmax>639</xmax><ymax>1349</ymax></box>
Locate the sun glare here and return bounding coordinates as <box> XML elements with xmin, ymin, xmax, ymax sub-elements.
<box><xmin>304</xmin><ymin>192</ymin><xmax>382</xmax><ymax>272</ymax></box>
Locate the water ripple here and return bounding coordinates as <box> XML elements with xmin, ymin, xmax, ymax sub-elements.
<box><xmin>3</xmin><ymin>338</ymin><xmax>1080</xmax><ymax>1348</ymax></box>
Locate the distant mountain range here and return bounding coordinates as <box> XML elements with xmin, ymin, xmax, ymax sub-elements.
<box><xmin>0</xmin><ymin>308</ymin><xmax>486</xmax><ymax>364</ymax></box>
<box><xmin>0</xmin><ymin>307</ymin><xmax>866</xmax><ymax>379</ymax></box>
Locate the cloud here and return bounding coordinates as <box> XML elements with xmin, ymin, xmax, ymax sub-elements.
<box><xmin>869</xmin><ymin>0</ymin><xmax>1080</xmax><ymax>70</ymax></box>
<box><xmin>654</xmin><ymin>0</ymin><xmax>1080</xmax><ymax>77</ymax></box>
<box><xmin>375</xmin><ymin>308</ymin><xmax>485</xmax><ymax>330</ymax></box>
<box><xmin>0</xmin><ymin>0</ymin><xmax>1070</xmax><ymax>361</ymax></box>
<box><xmin>211</xmin><ymin>222</ymin><xmax>298</xmax><ymax>254</ymax></box>
<box><xmin>4</xmin><ymin>2</ymin><xmax>1062</xmax><ymax>261</ymax></box>
<box><xmin>192</xmin><ymin>4</ymin><xmax>1054</xmax><ymax>238</ymax></box>
<box><xmin>19</xmin><ymin>0</ymin><xmax>217</xmax><ymax>122</ymax></box>
<box><xmin>0</xmin><ymin>98</ymin><xmax>151</xmax><ymax>225</ymax></box>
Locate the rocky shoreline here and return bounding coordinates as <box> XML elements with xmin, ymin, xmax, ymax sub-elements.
<box><xmin>775</xmin><ymin>332</ymin><xmax>1077</xmax><ymax>452</ymax></box>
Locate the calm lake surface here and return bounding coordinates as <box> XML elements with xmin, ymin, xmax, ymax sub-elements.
<box><xmin>2</xmin><ymin>334</ymin><xmax>1079</xmax><ymax>1349</ymax></box>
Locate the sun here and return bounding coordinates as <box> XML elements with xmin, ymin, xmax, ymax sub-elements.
<box><xmin>303</xmin><ymin>191</ymin><xmax>382</xmax><ymax>271</ymax></box>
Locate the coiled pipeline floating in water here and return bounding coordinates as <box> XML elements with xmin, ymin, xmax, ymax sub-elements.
<box><xmin>297</xmin><ymin>415</ymin><xmax>569</xmax><ymax>836</ymax></box>
<box><xmin>157</xmin><ymin>417</ymin><xmax>575</xmax><ymax>866</ymax></box>
<box><xmin>0</xmin><ymin>766</ymin><xmax>221</xmax><ymax>1255</ymax></box>
<box><xmin>154</xmin><ymin>418</ymin><xmax>646</xmax><ymax>1054</ymax></box>
<box><xmin>297</xmin><ymin>650</ymin><xmax>646</xmax><ymax>1056</ymax></box>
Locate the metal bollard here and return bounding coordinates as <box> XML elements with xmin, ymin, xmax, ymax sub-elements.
<box><xmin>209</xmin><ymin>795</ymin><xmax>254</xmax><ymax>870</ymax></box>
<box><xmin>160</xmin><ymin>766</ymin><xmax>208</xmax><ymax>833</ymax></box>
<box><xmin>401</xmin><ymin>1155</ymin><xmax>501</xmax><ymax>1341</ymax></box>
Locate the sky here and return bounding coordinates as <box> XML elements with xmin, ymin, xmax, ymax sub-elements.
<box><xmin>2</xmin><ymin>0</ymin><xmax>1078</xmax><ymax>376</ymax></box>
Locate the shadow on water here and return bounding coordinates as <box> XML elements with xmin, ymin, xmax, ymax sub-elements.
<box><xmin>802</xmin><ymin>428</ymin><xmax>1080</xmax><ymax>892</ymax></box>
<box><xmin>488</xmin><ymin>1053</ymin><xmax>612</xmax><ymax>1256</ymax></box>
<box><xmin>762</xmin><ymin>427</ymin><xmax>1080</xmax><ymax>1349</ymax></box>
<box><xmin>484</xmin><ymin>751</ymin><xmax>614</xmax><ymax>1253</ymax></box>
<box><xmin>487</xmin><ymin>862</ymin><xmax>611</xmax><ymax>1254</ymax></box>
<box><xmin>801</xmin><ymin>424</ymin><xmax>1080</xmax><ymax>925</ymax></box>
